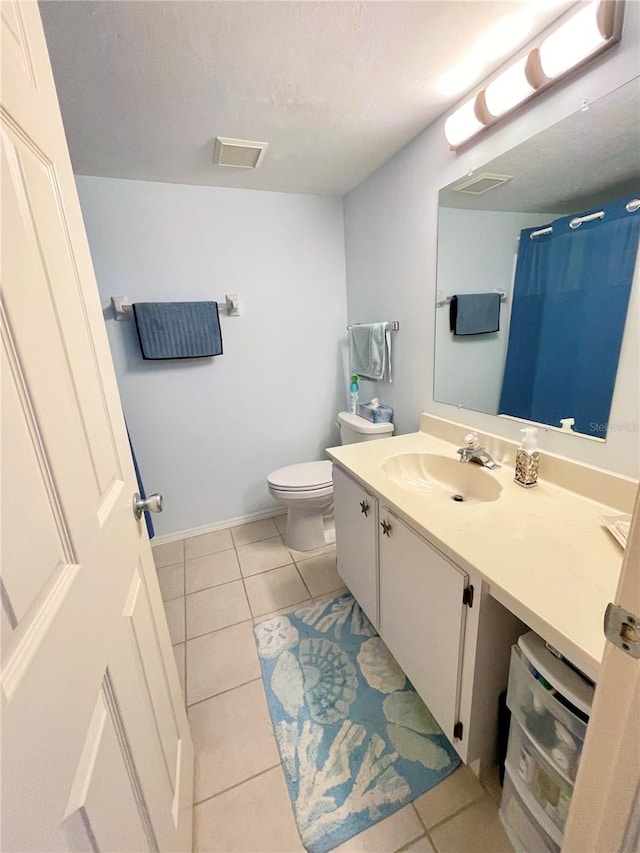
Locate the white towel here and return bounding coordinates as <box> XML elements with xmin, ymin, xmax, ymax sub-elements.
<box><xmin>349</xmin><ymin>323</ymin><xmax>392</xmax><ymax>382</ymax></box>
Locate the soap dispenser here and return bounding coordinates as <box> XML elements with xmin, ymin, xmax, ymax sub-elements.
<box><xmin>515</xmin><ymin>427</ymin><xmax>540</xmax><ymax>488</ymax></box>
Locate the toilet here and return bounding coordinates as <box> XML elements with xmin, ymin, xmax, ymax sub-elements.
<box><xmin>267</xmin><ymin>411</ymin><xmax>394</xmax><ymax>551</ymax></box>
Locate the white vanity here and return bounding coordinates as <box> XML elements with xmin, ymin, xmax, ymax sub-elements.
<box><xmin>327</xmin><ymin>414</ymin><xmax>636</xmax><ymax>775</ymax></box>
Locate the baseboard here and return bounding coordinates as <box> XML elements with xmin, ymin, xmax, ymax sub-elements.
<box><xmin>151</xmin><ymin>507</ymin><xmax>287</xmax><ymax>546</ymax></box>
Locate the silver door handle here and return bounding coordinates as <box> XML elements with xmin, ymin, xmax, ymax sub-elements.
<box><xmin>133</xmin><ymin>492</ymin><xmax>163</xmax><ymax>519</ymax></box>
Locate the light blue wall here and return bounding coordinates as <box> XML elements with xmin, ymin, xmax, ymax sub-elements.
<box><xmin>344</xmin><ymin>3</ymin><xmax>640</xmax><ymax>477</ymax></box>
<box><xmin>77</xmin><ymin>177</ymin><xmax>348</xmax><ymax>535</ymax></box>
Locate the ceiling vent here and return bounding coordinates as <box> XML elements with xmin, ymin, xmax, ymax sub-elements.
<box><xmin>453</xmin><ymin>173</ymin><xmax>513</xmax><ymax>194</ymax></box>
<box><xmin>213</xmin><ymin>137</ymin><xmax>268</xmax><ymax>169</ymax></box>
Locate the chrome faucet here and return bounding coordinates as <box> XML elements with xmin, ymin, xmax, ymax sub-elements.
<box><xmin>456</xmin><ymin>433</ymin><xmax>501</xmax><ymax>469</ymax></box>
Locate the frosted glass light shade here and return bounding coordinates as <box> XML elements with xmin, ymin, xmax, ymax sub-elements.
<box><xmin>485</xmin><ymin>56</ymin><xmax>535</xmax><ymax>117</ymax></box>
<box><xmin>444</xmin><ymin>99</ymin><xmax>485</xmax><ymax>147</ymax></box>
<box><xmin>442</xmin><ymin>0</ymin><xmax>619</xmax><ymax>149</ymax></box>
<box><xmin>539</xmin><ymin>1</ymin><xmax>606</xmax><ymax>79</ymax></box>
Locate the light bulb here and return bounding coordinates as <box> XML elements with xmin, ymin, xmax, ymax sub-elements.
<box><xmin>484</xmin><ymin>56</ymin><xmax>535</xmax><ymax>118</ymax></box>
<box><xmin>444</xmin><ymin>98</ymin><xmax>485</xmax><ymax>148</ymax></box>
<box><xmin>539</xmin><ymin>1</ymin><xmax>606</xmax><ymax>79</ymax></box>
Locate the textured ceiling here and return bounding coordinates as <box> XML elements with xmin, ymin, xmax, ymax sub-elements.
<box><xmin>40</xmin><ymin>0</ymin><xmax>576</xmax><ymax>195</ymax></box>
<box><xmin>439</xmin><ymin>78</ymin><xmax>640</xmax><ymax>214</ymax></box>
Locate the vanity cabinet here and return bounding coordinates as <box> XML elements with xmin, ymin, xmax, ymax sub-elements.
<box><xmin>332</xmin><ymin>462</ymin><xmax>525</xmax><ymax>773</ymax></box>
<box><xmin>333</xmin><ymin>466</ymin><xmax>469</xmax><ymax>741</ymax></box>
<box><xmin>378</xmin><ymin>507</ymin><xmax>468</xmax><ymax>741</ymax></box>
<box><xmin>333</xmin><ymin>466</ymin><xmax>380</xmax><ymax>629</ymax></box>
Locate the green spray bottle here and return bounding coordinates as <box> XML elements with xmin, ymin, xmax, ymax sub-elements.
<box><xmin>349</xmin><ymin>375</ymin><xmax>359</xmax><ymax>414</ymax></box>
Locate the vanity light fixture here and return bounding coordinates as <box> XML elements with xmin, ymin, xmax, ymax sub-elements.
<box><xmin>442</xmin><ymin>97</ymin><xmax>485</xmax><ymax>148</ymax></box>
<box><xmin>444</xmin><ymin>0</ymin><xmax>623</xmax><ymax>149</ymax></box>
<box><xmin>484</xmin><ymin>55</ymin><xmax>535</xmax><ymax>118</ymax></box>
<box><xmin>538</xmin><ymin>1</ymin><xmax>612</xmax><ymax>79</ymax></box>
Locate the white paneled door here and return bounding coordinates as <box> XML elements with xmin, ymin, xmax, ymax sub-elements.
<box><xmin>1</xmin><ymin>3</ymin><xmax>193</xmax><ymax>850</ymax></box>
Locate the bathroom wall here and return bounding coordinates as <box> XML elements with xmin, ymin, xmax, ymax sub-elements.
<box><xmin>435</xmin><ymin>208</ymin><xmax>556</xmax><ymax>416</ymax></box>
<box><xmin>77</xmin><ymin>177</ymin><xmax>348</xmax><ymax>536</ymax></box>
<box><xmin>344</xmin><ymin>3</ymin><xmax>640</xmax><ymax>478</ymax></box>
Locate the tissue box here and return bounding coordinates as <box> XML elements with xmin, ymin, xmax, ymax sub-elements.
<box><xmin>357</xmin><ymin>401</ymin><xmax>393</xmax><ymax>424</ymax></box>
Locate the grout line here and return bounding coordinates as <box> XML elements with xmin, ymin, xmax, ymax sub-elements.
<box><xmin>185</xmin><ymin>544</ymin><xmax>235</xmax><ymax>564</ymax></box>
<box><xmin>240</xmin><ymin>559</ymin><xmax>297</xmax><ymax>581</ymax></box>
<box><xmin>192</xmin><ymin>761</ymin><xmax>282</xmax><ymax>807</ymax></box>
<box><xmin>184</xmin><ymin>526</ymin><xmax>282</xmax><ymax>562</ymax></box>
<box><xmin>185</xmin><ymin>617</ymin><xmax>255</xmax><ymax>643</ymax></box>
<box><xmin>237</xmin><ymin>539</ymin><xmax>255</xmax><ymax>621</ymax></box>
<box><xmin>395</xmin><ymin>832</ymin><xmax>429</xmax><ymax>853</ymax></box>
<box><xmin>185</xmin><ymin>573</ymin><xmax>244</xmax><ymax>598</ymax></box>
<box><xmin>292</xmin><ymin>547</ymin><xmax>337</xmax><ymax>565</ymax></box>
<box><xmin>252</xmin><ymin>593</ymin><xmax>310</xmax><ymax>621</ymax></box>
<box><xmin>295</xmin><ymin>562</ymin><xmax>313</xmax><ymax>599</ymax></box>
<box><xmin>423</xmin><ymin>793</ymin><xmax>487</xmax><ymax>835</ymax></box>
<box><xmin>186</xmin><ymin>676</ymin><xmax>262</xmax><ymax>709</ymax></box>
<box><xmin>162</xmin><ymin>591</ymin><xmax>185</xmax><ymax>604</ymax></box>
<box><xmin>185</xmin><ymin>573</ymin><xmax>255</xmax><ymax>599</ymax></box>
<box><xmin>252</xmin><ymin>599</ymin><xmax>312</xmax><ymax>624</ymax></box>
<box><xmin>411</xmin><ymin>801</ymin><xmax>428</xmax><ymax>834</ymax></box>
<box><xmin>234</xmin><ymin>532</ymin><xmax>284</xmax><ymax>550</ymax></box>
<box><xmin>252</xmin><ymin>588</ymin><xmax>348</xmax><ymax>625</ymax></box>
<box><xmin>185</xmin><ymin>615</ymin><xmax>253</xmax><ymax>644</ymax></box>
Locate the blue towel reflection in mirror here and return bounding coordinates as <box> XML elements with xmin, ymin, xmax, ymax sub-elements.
<box><xmin>450</xmin><ymin>292</ymin><xmax>501</xmax><ymax>336</ymax></box>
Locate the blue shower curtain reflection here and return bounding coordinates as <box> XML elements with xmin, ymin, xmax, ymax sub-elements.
<box><xmin>499</xmin><ymin>198</ymin><xmax>639</xmax><ymax>438</ymax></box>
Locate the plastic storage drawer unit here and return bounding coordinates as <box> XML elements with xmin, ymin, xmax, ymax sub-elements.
<box><xmin>500</xmin><ymin>768</ymin><xmax>560</xmax><ymax>853</ymax></box>
<box><xmin>506</xmin><ymin>719</ymin><xmax>573</xmax><ymax>834</ymax></box>
<box><xmin>506</xmin><ymin>635</ymin><xmax>594</xmax><ymax>783</ymax></box>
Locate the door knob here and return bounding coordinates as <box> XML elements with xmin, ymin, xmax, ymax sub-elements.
<box><xmin>380</xmin><ymin>519</ymin><xmax>392</xmax><ymax>537</ymax></box>
<box><xmin>360</xmin><ymin>500</ymin><xmax>370</xmax><ymax>517</ymax></box>
<box><xmin>133</xmin><ymin>492</ymin><xmax>163</xmax><ymax>519</ymax></box>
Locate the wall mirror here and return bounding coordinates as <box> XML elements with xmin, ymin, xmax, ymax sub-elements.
<box><xmin>434</xmin><ymin>78</ymin><xmax>640</xmax><ymax>441</ymax></box>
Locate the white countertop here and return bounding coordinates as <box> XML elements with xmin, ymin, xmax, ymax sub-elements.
<box><xmin>327</xmin><ymin>425</ymin><xmax>633</xmax><ymax>681</ymax></box>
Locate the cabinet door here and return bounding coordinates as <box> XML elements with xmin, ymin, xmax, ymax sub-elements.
<box><xmin>333</xmin><ymin>466</ymin><xmax>379</xmax><ymax>628</ymax></box>
<box><xmin>379</xmin><ymin>509</ymin><xmax>467</xmax><ymax>740</ymax></box>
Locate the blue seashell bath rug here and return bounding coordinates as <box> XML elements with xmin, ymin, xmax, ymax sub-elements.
<box><xmin>253</xmin><ymin>592</ymin><xmax>461</xmax><ymax>853</ymax></box>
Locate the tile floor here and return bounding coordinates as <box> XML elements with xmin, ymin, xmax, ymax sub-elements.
<box><xmin>154</xmin><ymin>515</ymin><xmax>513</xmax><ymax>853</ymax></box>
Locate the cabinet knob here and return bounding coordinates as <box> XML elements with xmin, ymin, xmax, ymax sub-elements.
<box><xmin>360</xmin><ymin>500</ymin><xmax>370</xmax><ymax>517</ymax></box>
<box><xmin>380</xmin><ymin>519</ymin><xmax>392</xmax><ymax>537</ymax></box>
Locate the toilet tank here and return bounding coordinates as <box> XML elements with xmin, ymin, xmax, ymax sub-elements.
<box><xmin>337</xmin><ymin>411</ymin><xmax>395</xmax><ymax>445</ymax></box>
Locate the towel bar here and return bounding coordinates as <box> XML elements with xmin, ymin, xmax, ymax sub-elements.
<box><xmin>347</xmin><ymin>321</ymin><xmax>400</xmax><ymax>331</ymax></box>
<box><xmin>436</xmin><ymin>290</ymin><xmax>506</xmax><ymax>308</ymax></box>
<box><xmin>112</xmin><ymin>294</ymin><xmax>240</xmax><ymax>319</ymax></box>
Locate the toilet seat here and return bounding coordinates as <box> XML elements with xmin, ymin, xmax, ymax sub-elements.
<box><xmin>267</xmin><ymin>460</ymin><xmax>333</xmax><ymax>493</ymax></box>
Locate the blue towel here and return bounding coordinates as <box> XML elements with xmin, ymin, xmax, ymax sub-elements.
<box><xmin>126</xmin><ymin>426</ymin><xmax>154</xmax><ymax>539</ymax></box>
<box><xmin>450</xmin><ymin>293</ymin><xmax>500</xmax><ymax>335</ymax></box>
<box><xmin>133</xmin><ymin>301</ymin><xmax>223</xmax><ymax>359</ymax></box>
<box><xmin>349</xmin><ymin>322</ymin><xmax>392</xmax><ymax>381</ymax></box>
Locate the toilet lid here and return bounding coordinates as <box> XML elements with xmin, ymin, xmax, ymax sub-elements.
<box><xmin>268</xmin><ymin>460</ymin><xmax>333</xmax><ymax>491</ymax></box>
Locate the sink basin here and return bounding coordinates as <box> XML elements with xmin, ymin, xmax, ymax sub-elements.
<box><xmin>382</xmin><ymin>453</ymin><xmax>502</xmax><ymax>504</ymax></box>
